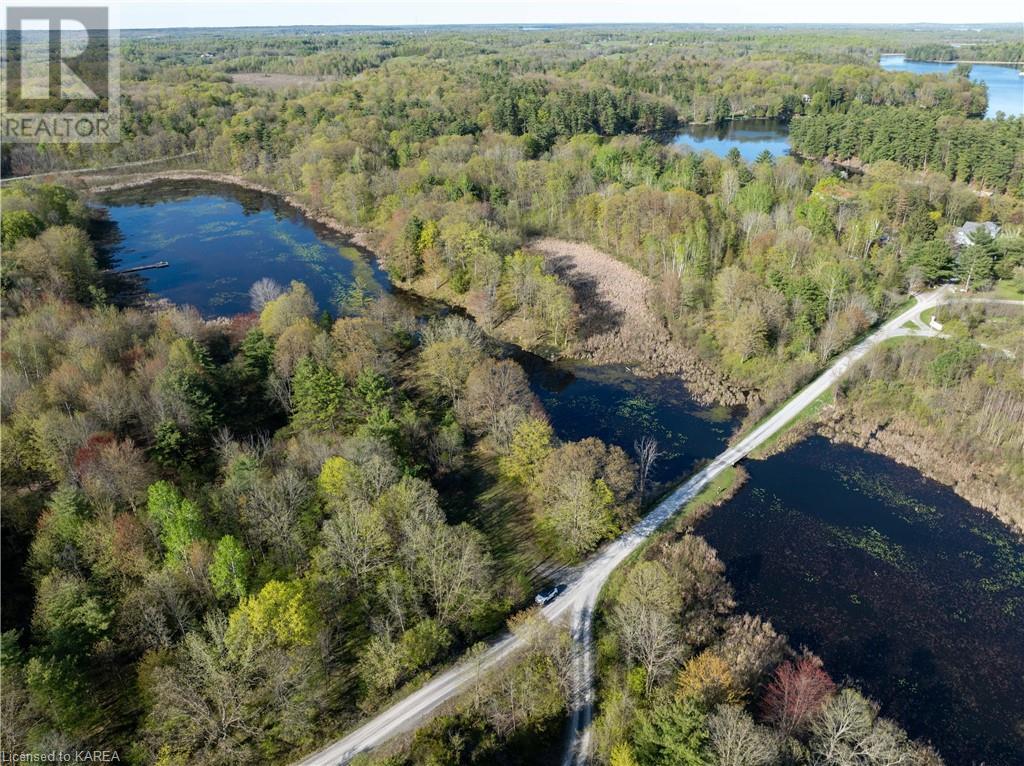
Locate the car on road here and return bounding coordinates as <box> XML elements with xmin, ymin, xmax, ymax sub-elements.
<box><xmin>534</xmin><ymin>584</ymin><xmax>566</xmax><ymax>606</ymax></box>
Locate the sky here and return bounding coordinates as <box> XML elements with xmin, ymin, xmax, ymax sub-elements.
<box><xmin>5</xmin><ymin>0</ymin><xmax>1023</xmax><ymax>29</ymax></box>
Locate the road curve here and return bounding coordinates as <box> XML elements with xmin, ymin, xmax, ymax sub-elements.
<box><xmin>294</xmin><ymin>288</ymin><xmax>954</xmax><ymax>766</ymax></box>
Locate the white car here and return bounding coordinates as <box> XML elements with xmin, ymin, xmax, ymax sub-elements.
<box><xmin>534</xmin><ymin>584</ymin><xmax>566</xmax><ymax>606</ymax></box>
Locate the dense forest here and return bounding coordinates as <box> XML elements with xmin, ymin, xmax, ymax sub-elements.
<box><xmin>790</xmin><ymin>107</ymin><xmax>1023</xmax><ymax>190</ymax></box>
<box><xmin>904</xmin><ymin>42</ymin><xmax>1024</xmax><ymax>63</ymax></box>
<box><xmin>5</xmin><ymin>25</ymin><xmax>1016</xmax><ymax>175</ymax></box>
<box><xmin>0</xmin><ymin>182</ymin><xmax>641</xmax><ymax>762</ymax></box>
<box><xmin>3</xmin><ymin>23</ymin><xmax>1024</xmax><ymax>766</ymax></box>
<box><xmin>0</xmin><ymin>182</ymin><xmax>953</xmax><ymax>764</ymax></box>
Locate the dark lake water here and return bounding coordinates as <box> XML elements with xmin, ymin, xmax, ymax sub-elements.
<box><xmin>880</xmin><ymin>55</ymin><xmax>1024</xmax><ymax>119</ymax></box>
<box><xmin>697</xmin><ymin>437</ymin><xmax>1024</xmax><ymax>766</ymax></box>
<box><xmin>95</xmin><ymin>180</ymin><xmax>389</xmax><ymax>317</ymax></box>
<box><xmin>517</xmin><ymin>358</ymin><xmax>741</xmax><ymax>486</ymax></box>
<box><xmin>672</xmin><ymin>119</ymin><xmax>791</xmax><ymax>163</ymax></box>
<box><xmin>96</xmin><ymin>182</ymin><xmax>1024</xmax><ymax>765</ymax></box>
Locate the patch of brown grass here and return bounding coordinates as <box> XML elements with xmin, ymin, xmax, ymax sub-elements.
<box><xmin>528</xmin><ymin>237</ymin><xmax>754</xmax><ymax>406</ymax></box>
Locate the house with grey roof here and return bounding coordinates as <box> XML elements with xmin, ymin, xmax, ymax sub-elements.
<box><xmin>953</xmin><ymin>221</ymin><xmax>1001</xmax><ymax>247</ymax></box>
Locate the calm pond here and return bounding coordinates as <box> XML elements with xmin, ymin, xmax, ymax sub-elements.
<box><xmin>880</xmin><ymin>55</ymin><xmax>1024</xmax><ymax>118</ymax></box>
<box><xmin>672</xmin><ymin>119</ymin><xmax>790</xmax><ymax>162</ymax></box>
<box><xmin>672</xmin><ymin>59</ymin><xmax>1023</xmax><ymax>162</ymax></box>
<box><xmin>96</xmin><ymin>181</ymin><xmax>1024</xmax><ymax>766</ymax></box>
<box><xmin>95</xmin><ymin>180</ymin><xmax>390</xmax><ymax>316</ymax></box>
<box><xmin>697</xmin><ymin>437</ymin><xmax>1024</xmax><ymax>765</ymax></box>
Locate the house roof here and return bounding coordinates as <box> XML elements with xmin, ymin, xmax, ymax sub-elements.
<box><xmin>954</xmin><ymin>221</ymin><xmax>1000</xmax><ymax>245</ymax></box>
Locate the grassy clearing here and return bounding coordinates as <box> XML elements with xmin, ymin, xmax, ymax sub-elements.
<box><xmin>673</xmin><ymin>465</ymin><xmax>744</xmax><ymax>528</ymax></box>
<box><xmin>929</xmin><ymin>299</ymin><xmax>1024</xmax><ymax>351</ymax></box>
<box><xmin>990</xmin><ymin>280</ymin><xmax>1024</xmax><ymax>301</ymax></box>
<box><xmin>230</xmin><ymin>72</ymin><xmax>333</xmax><ymax>90</ymax></box>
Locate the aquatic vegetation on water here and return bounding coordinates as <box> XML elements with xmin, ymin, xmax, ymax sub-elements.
<box><xmin>834</xmin><ymin>464</ymin><xmax>941</xmax><ymax>526</ymax></box>
<box><xmin>617</xmin><ymin>395</ymin><xmax>657</xmax><ymax>426</ymax></box>
<box><xmin>137</xmin><ymin>230</ymin><xmax>190</xmax><ymax>250</ymax></box>
<box><xmin>827</xmin><ymin>525</ymin><xmax>913</xmax><ymax>571</ymax></box>
<box><xmin>196</xmin><ymin>220</ymin><xmax>238</xmax><ymax>235</ymax></box>
<box><xmin>695</xmin><ymin>405</ymin><xmax>734</xmax><ymax>423</ymax></box>
<box><xmin>209</xmin><ymin>291</ymin><xmax>247</xmax><ymax>309</ymax></box>
<box><xmin>96</xmin><ymin>180</ymin><xmax>391</xmax><ymax>317</ymax></box>
<box><xmin>969</xmin><ymin>525</ymin><xmax>1024</xmax><ymax>589</ymax></box>
<box><xmin>696</xmin><ymin>438</ymin><xmax>1024</xmax><ymax>765</ymax></box>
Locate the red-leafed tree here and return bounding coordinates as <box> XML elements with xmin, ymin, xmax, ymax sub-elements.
<box><xmin>761</xmin><ymin>656</ymin><xmax>837</xmax><ymax>735</ymax></box>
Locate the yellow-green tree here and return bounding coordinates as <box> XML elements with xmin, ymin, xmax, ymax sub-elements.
<box><xmin>499</xmin><ymin>417</ymin><xmax>554</xmax><ymax>484</ymax></box>
<box><xmin>228</xmin><ymin>579</ymin><xmax>319</xmax><ymax>647</ymax></box>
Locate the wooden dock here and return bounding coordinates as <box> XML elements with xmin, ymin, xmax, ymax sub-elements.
<box><xmin>114</xmin><ymin>261</ymin><xmax>169</xmax><ymax>274</ymax></box>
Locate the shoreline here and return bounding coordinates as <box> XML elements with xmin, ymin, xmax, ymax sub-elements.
<box><xmin>526</xmin><ymin>236</ymin><xmax>757</xmax><ymax>407</ymax></box>
<box><xmin>816</xmin><ymin>406</ymin><xmax>1023</xmax><ymax>535</ymax></box>
<box><xmin>84</xmin><ymin>169</ymin><xmax>377</xmax><ymax>251</ymax></box>
<box><xmin>904</xmin><ymin>58</ymin><xmax>1023</xmax><ymax>66</ymax></box>
<box><xmin>87</xmin><ymin>170</ymin><xmax>756</xmax><ymax>407</ymax></box>
<box><xmin>751</xmin><ymin>394</ymin><xmax>1023</xmax><ymax>535</ymax></box>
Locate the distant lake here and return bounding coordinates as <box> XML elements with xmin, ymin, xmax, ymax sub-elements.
<box><xmin>672</xmin><ymin>119</ymin><xmax>791</xmax><ymax>163</ymax></box>
<box><xmin>94</xmin><ymin>180</ymin><xmax>389</xmax><ymax>317</ymax></box>
<box><xmin>880</xmin><ymin>55</ymin><xmax>1023</xmax><ymax>118</ymax></box>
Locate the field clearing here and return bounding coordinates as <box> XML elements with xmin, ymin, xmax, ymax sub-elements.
<box><xmin>230</xmin><ymin>72</ymin><xmax>334</xmax><ymax>90</ymax></box>
<box><xmin>528</xmin><ymin>237</ymin><xmax>665</xmax><ymax>366</ymax></box>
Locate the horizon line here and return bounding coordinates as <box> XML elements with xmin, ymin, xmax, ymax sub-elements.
<box><xmin>6</xmin><ymin>20</ymin><xmax>1023</xmax><ymax>32</ymax></box>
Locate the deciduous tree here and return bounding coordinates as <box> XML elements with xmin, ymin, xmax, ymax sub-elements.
<box><xmin>209</xmin><ymin>535</ymin><xmax>250</xmax><ymax>601</ymax></box>
<box><xmin>707</xmin><ymin>705</ymin><xmax>780</xmax><ymax>766</ymax></box>
<box><xmin>761</xmin><ymin>656</ymin><xmax>836</xmax><ymax>736</ymax></box>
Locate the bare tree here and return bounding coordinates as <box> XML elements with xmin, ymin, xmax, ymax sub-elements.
<box><xmin>809</xmin><ymin>689</ymin><xmax>877</xmax><ymax>764</ymax></box>
<box><xmin>634</xmin><ymin>435</ymin><xmax>661</xmax><ymax>505</ymax></box>
<box><xmin>458</xmin><ymin>358</ymin><xmax>533</xmax><ymax>439</ymax></box>
<box><xmin>610</xmin><ymin>560</ymin><xmax>684</xmax><ymax>694</ymax></box>
<box><xmin>243</xmin><ymin>468</ymin><xmax>310</xmax><ymax>566</ymax></box>
<box><xmin>717</xmin><ymin>614</ymin><xmax>786</xmax><ymax>688</ymax></box>
<box><xmin>142</xmin><ymin>613</ymin><xmax>318</xmax><ymax>764</ymax></box>
<box><xmin>249</xmin><ymin>277</ymin><xmax>282</xmax><ymax>313</ymax></box>
<box><xmin>708</xmin><ymin>705</ymin><xmax>781</xmax><ymax>766</ymax></box>
<box><xmin>315</xmin><ymin>502</ymin><xmax>392</xmax><ymax>595</ymax></box>
<box><xmin>404</xmin><ymin>519</ymin><xmax>493</xmax><ymax>629</ymax></box>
